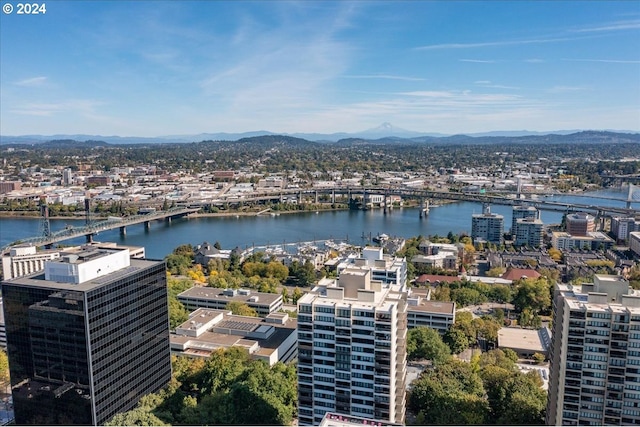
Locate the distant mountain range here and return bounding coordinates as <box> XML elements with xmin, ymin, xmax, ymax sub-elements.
<box><xmin>1</xmin><ymin>122</ymin><xmax>638</xmax><ymax>145</ymax></box>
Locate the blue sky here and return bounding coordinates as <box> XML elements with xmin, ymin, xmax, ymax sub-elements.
<box><xmin>1</xmin><ymin>1</ymin><xmax>639</xmax><ymax>136</ymax></box>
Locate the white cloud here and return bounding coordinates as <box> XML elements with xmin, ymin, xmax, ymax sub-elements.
<box><xmin>342</xmin><ymin>74</ymin><xmax>426</xmax><ymax>81</ymax></box>
<box><xmin>546</xmin><ymin>86</ymin><xmax>587</xmax><ymax>93</ymax></box>
<box><xmin>14</xmin><ymin>76</ymin><xmax>48</xmax><ymax>87</ymax></box>
<box><xmin>415</xmin><ymin>36</ymin><xmax>583</xmax><ymax>51</ymax></box>
<box><xmin>10</xmin><ymin>99</ymin><xmax>103</xmax><ymax>117</ymax></box>
<box><xmin>459</xmin><ymin>59</ymin><xmax>496</xmax><ymax>63</ymax></box>
<box><xmin>569</xmin><ymin>19</ymin><xmax>640</xmax><ymax>33</ymax></box>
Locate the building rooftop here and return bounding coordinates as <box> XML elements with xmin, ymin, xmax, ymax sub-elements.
<box><xmin>498</xmin><ymin>327</ymin><xmax>550</xmax><ymax>353</ymax></box>
<box><xmin>3</xmin><ymin>256</ymin><xmax>162</xmax><ymax>292</ymax></box>
<box><xmin>178</xmin><ymin>287</ymin><xmax>282</xmax><ymax>306</ymax></box>
<box><xmin>170</xmin><ymin>308</ymin><xmax>297</xmax><ymax>361</ymax></box>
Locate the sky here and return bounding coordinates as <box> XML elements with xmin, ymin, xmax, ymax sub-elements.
<box><xmin>1</xmin><ymin>1</ymin><xmax>639</xmax><ymax>137</ymax></box>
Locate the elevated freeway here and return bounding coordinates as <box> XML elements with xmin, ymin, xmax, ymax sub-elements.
<box><xmin>184</xmin><ymin>185</ymin><xmax>639</xmax><ymax>217</ymax></box>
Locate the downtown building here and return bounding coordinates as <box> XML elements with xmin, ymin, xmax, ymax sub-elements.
<box><xmin>297</xmin><ymin>268</ymin><xmax>408</xmax><ymax>426</ymax></box>
<box><xmin>1</xmin><ymin>247</ymin><xmax>171</xmax><ymax>425</ymax></box>
<box><xmin>546</xmin><ymin>275</ymin><xmax>640</xmax><ymax>425</ymax></box>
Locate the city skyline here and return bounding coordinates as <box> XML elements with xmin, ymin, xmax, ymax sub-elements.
<box><xmin>1</xmin><ymin>1</ymin><xmax>639</xmax><ymax>137</ymax></box>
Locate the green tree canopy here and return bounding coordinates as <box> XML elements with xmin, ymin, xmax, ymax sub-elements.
<box><xmin>225</xmin><ymin>301</ymin><xmax>258</xmax><ymax>317</ymax></box>
<box><xmin>407</xmin><ymin>326</ymin><xmax>451</xmax><ymax>365</ymax></box>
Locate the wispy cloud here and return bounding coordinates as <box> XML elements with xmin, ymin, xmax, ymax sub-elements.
<box><xmin>10</xmin><ymin>99</ymin><xmax>103</xmax><ymax>117</ymax></box>
<box><xmin>14</xmin><ymin>76</ymin><xmax>48</xmax><ymax>87</ymax></box>
<box><xmin>524</xmin><ymin>58</ymin><xmax>545</xmax><ymax>63</ymax></box>
<box><xmin>562</xmin><ymin>58</ymin><xmax>640</xmax><ymax>64</ymax></box>
<box><xmin>546</xmin><ymin>86</ymin><xmax>587</xmax><ymax>94</ymax></box>
<box><xmin>474</xmin><ymin>81</ymin><xmax>520</xmax><ymax>90</ymax></box>
<box><xmin>459</xmin><ymin>59</ymin><xmax>496</xmax><ymax>63</ymax></box>
<box><xmin>569</xmin><ymin>19</ymin><xmax>640</xmax><ymax>33</ymax></box>
<box><xmin>342</xmin><ymin>74</ymin><xmax>426</xmax><ymax>81</ymax></box>
<box><xmin>415</xmin><ymin>36</ymin><xmax>583</xmax><ymax>51</ymax></box>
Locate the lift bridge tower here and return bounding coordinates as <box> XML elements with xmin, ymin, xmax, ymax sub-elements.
<box><xmin>627</xmin><ymin>183</ymin><xmax>640</xmax><ymax>209</ymax></box>
<box><xmin>38</xmin><ymin>201</ymin><xmax>51</xmax><ymax>239</ymax></box>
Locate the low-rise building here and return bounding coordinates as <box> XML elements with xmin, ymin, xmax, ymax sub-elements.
<box><xmin>406</xmin><ymin>288</ymin><xmax>455</xmax><ymax>334</ymax></box>
<box><xmin>170</xmin><ymin>308</ymin><xmax>297</xmax><ymax>365</ymax></box>
<box><xmin>177</xmin><ymin>287</ymin><xmax>283</xmax><ymax>316</ymax></box>
<box><xmin>551</xmin><ymin>231</ymin><xmax>615</xmax><ymax>251</ymax></box>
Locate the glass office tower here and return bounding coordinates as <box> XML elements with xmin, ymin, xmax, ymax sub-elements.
<box><xmin>1</xmin><ymin>248</ymin><xmax>171</xmax><ymax>425</ymax></box>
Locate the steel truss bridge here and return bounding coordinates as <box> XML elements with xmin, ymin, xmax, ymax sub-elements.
<box><xmin>1</xmin><ymin>207</ymin><xmax>198</xmax><ymax>255</ymax></box>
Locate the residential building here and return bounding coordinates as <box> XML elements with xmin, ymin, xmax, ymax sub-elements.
<box><xmin>471</xmin><ymin>204</ymin><xmax>504</xmax><ymax>245</ymax></box>
<box><xmin>546</xmin><ymin>275</ymin><xmax>640</xmax><ymax>426</ymax></box>
<box><xmin>631</xmin><ymin>232</ymin><xmax>640</xmax><ymax>257</ymax></box>
<box><xmin>513</xmin><ymin>217</ymin><xmax>544</xmax><ymax>247</ymax></box>
<box><xmin>177</xmin><ymin>287</ymin><xmax>283</xmax><ymax>316</ymax></box>
<box><xmin>320</xmin><ymin>411</ymin><xmax>403</xmax><ymax>427</ymax></box>
<box><xmin>565</xmin><ymin>212</ymin><xmax>596</xmax><ymax>236</ymax></box>
<box><xmin>512</xmin><ymin>205</ymin><xmax>539</xmax><ymax>233</ymax></box>
<box><xmin>1</xmin><ymin>247</ymin><xmax>171</xmax><ymax>425</ymax></box>
<box><xmin>611</xmin><ymin>216</ymin><xmax>639</xmax><ymax>243</ymax></box>
<box><xmin>336</xmin><ymin>247</ymin><xmax>407</xmax><ymax>287</ymax></box>
<box><xmin>297</xmin><ymin>269</ymin><xmax>407</xmax><ymax>426</ymax></box>
<box><xmin>551</xmin><ymin>231</ymin><xmax>615</xmax><ymax>251</ymax></box>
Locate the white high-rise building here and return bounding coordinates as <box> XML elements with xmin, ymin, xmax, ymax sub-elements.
<box><xmin>512</xmin><ymin>205</ymin><xmax>539</xmax><ymax>234</ymax></box>
<box><xmin>514</xmin><ymin>217</ymin><xmax>544</xmax><ymax>247</ymax></box>
<box><xmin>297</xmin><ymin>269</ymin><xmax>407</xmax><ymax>426</ymax></box>
<box><xmin>547</xmin><ymin>275</ymin><xmax>640</xmax><ymax>426</ymax></box>
<box><xmin>471</xmin><ymin>204</ymin><xmax>504</xmax><ymax>245</ymax></box>
<box><xmin>611</xmin><ymin>217</ymin><xmax>638</xmax><ymax>243</ymax></box>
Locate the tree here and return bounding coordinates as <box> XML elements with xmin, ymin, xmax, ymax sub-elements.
<box><xmin>291</xmin><ymin>287</ymin><xmax>303</xmax><ymax>304</ymax></box>
<box><xmin>407</xmin><ymin>326</ymin><xmax>451</xmax><ymax>365</ymax></box>
<box><xmin>487</xmin><ymin>266</ymin><xmax>506</xmax><ymax>277</ymax></box>
<box><xmin>513</xmin><ymin>277</ymin><xmax>552</xmax><ymax>314</ymax></box>
<box><xmin>289</xmin><ymin>260</ymin><xmax>316</xmax><ymax>287</ymax></box>
<box><xmin>532</xmin><ymin>352</ymin><xmax>546</xmax><ymax>364</ymax></box>
<box><xmin>409</xmin><ymin>359</ymin><xmax>488</xmax><ymax>425</ymax></box>
<box><xmin>0</xmin><ymin>349</ymin><xmax>8</xmax><ymax>383</ymax></box>
<box><xmin>490</xmin><ymin>284</ymin><xmax>512</xmax><ymax>303</ymax></box>
<box><xmin>443</xmin><ymin>327</ymin><xmax>469</xmax><ymax>354</ymax></box>
<box><xmin>105</xmin><ymin>409</ymin><xmax>168</xmax><ymax>426</ymax></box>
<box><xmin>226</xmin><ymin>301</ymin><xmax>258</xmax><ymax>317</ymax></box>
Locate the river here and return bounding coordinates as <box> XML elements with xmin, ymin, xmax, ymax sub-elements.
<box><xmin>0</xmin><ymin>188</ymin><xmax>636</xmax><ymax>260</ymax></box>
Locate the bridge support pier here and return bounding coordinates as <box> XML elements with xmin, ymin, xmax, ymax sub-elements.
<box><xmin>332</xmin><ymin>189</ymin><xmax>335</xmax><ymax>204</ymax></box>
<box><xmin>144</xmin><ymin>221</ymin><xmax>150</xmax><ymax>231</ymax></box>
<box><xmin>86</xmin><ymin>234</ymin><xmax>94</xmax><ymax>243</ymax></box>
<box><xmin>120</xmin><ymin>226</ymin><xmax>126</xmax><ymax>236</ymax></box>
<box><xmin>383</xmin><ymin>193</ymin><xmax>388</xmax><ymax>214</ymax></box>
<box><xmin>315</xmin><ymin>191</ymin><xmax>318</xmax><ymax>204</ymax></box>
<box><xmin>419</xmin><ymin>199</ymin><xmax>425</xmax><ymax>218</ymax></box>
<box><xmin>166</xmin><ymin>216</ymin><xmax>172</xmax><ymax>224</ymax></box>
